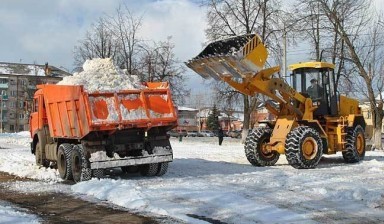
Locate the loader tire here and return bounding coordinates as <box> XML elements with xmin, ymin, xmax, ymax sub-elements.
<box><xmin>140</xmin><ymin>163</ymin><xmax>159</xmax><ymax>177</ymax></box>
<box><xmin>285</xmin><ymin>126</ymin><xmax>323</xmax><ymax>169</ymax></box>
<box><xmin>343</xmin><ymin>125</ymin><xmax>365</xmax><ymax>163</ymax></box>
<box><xmin>57</xmin><ymin>144</ymin><xmax>73</xmax><ymax>180</ymax></box>
<box><xmin>156</xmin><ymin>162</ymin><xmax>169</xmax><ymax>176</ymax></box>
<box><xmin>35</xmin><ymin>142</ymin><xmax>49</xmax><ymax>168</ymax></box>
<box><xmin>71</xmin><ymin>145</ymin><xmax>91</xmax><ymax>182</ymax></box>
<box><xmin>244</xmin><ymin>128</ymin><xmax>280</xmax><ymax>166</ymax></box>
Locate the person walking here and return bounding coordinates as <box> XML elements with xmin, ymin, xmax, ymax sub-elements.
<box><xmin>218</xmin><ymin>127</ymin><xmax>224</xmax><ymax>146</ymax></box>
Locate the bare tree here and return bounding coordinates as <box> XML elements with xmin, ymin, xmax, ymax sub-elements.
<box><xmin>316</xmin><ymin>0</ymin><xmax>384</xmax><ymax>149</ymax></box>
<box><xmin>107</xmin><ymin>5</ymin><xmax>143</xmax><ymax>75</ymax></box>
<box><xmin>203</xmin><ymin>0</ymin><xmax>283</xmax><ymax>141</ymax></box>
<box><xmin>73</xmin><ymin>4</ymin><xmax>190</xmax><ymax>105</ymax></box>
<box><xmin>289</xmin><ymin>0</ymin><xmax>353</xmax><ymax>92</ymax></box>
<box><xmin>138</xmin><ymin>37</ymin><xmax>190</xmax><ymax>104</ymax></box>
<box><xmin>73</xmin><ymin>17</ymin><xmax>118</xmax><ymax>71</ymax></box>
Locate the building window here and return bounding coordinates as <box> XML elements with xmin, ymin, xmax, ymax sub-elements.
<box><xmin>0</xmin><ymin>78</ymin><xmax>7</xmax><ymax>84</ymax></box>
<box><xmin>10</xmin><ymin>79</ymin><xmax>16</xmax><ymax>85</ymax></box>
<box><xmin>9</xmin><ymin>125</ymin><xmax>14</xmax><ymax>132</ymax></box>
<box><xmin>19</xmin><ymin>80</ymin><xmax>26</xmax><ymax>86</ymax></box>
<box><xmin>19</xmin><ymin>101</ymin><xmax>23</xmax><ymax>109</ymax></box>
<box><xmin>10</xmin><ymin>102</ymin><xmax>16</xmax><ymax>108</ymax></box>
<box><xmin>19</xmin><ymin>125</ymin><xmax>24</xmax><ymax>131</ymax></box>
<box><xmin>19</xmin><ymin>113</ymin><xmax>24</xmax><ymax>119</ymax></box>
<box><xmin>10</xmin><ymin>90</ymin><xmax>17</xmax><ymax>96</ymax></box>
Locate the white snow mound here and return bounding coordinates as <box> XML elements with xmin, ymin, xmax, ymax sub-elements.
<box><xmin>58</xmin><ymin>58</ymin><xmax>144</xmax><ymax>92</ymax></box>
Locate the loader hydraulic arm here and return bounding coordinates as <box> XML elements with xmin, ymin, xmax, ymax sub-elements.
<box><xmin>221</xmin><ymin>66</ymin><xmax>315</xmax><ymax>119</ymax></box>
<box><xmin>186</xmin><ymin>34</ymin><xmax>316</xmax><ymax>120</ymax></box>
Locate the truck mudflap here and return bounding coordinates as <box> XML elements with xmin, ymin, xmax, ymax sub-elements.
<box><xmin>89</xmin><ymin>147</ymin><xmax>173</xmax><ymax>169</ymax></box>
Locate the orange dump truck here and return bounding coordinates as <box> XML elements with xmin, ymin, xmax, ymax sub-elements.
<box><xmin>29</xmin><ymin>82</ymin><xmax>177</xmax><ymax>182</ymax></box>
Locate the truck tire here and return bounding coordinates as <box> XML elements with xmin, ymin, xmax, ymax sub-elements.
<box><xmin>140</xmin><ymin>163</ymin><xmax>159</xmax><ymax>176</ymax></box>
<box><xmin>71</xmin><ymin>145</ymin><xmax>91</xmax><ymax>182</ymax></box>
<box><xmin>244</xmin><ymin>128</ymin><xmax>280</xmax><ymax>166</ymax></box>
<box><xmin>92</xmin><ymin>169</ymin><xmax>105</xmax><ymax>179</ymax></box>
<box><xmin>57</xmin><ymin>144</ymin><xmax>73</xmax><ymax>180</ymax></box>
<box><xmin>343</xmin><ymin>125</ymin><xmax>366</xmax><ymax>163</ymax></box>
<box><xmin>35</xmin><ymin>142</ymin><xmax>49</xmax><ymax>168</ymax></box>
<box><xmin>285</xmin><ymin>126</ymin><xmax>323</xmax><ymax>169</ymax></box>
<box><xmin>156</xmin><ymin>162</ymin><xmax>168</xmax><ymax>176</ymax></box>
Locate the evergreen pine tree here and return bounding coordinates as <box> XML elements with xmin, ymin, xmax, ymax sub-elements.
<box><xmin>207</xmin><ymin>104</ymin><xmax>220</xmax><ymax>130</ymax></box>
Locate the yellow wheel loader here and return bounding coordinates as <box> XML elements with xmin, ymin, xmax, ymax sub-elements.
<box><xmin>186</xmin><ymin>34</ymin><xmax>366</xmax><ymax>169</ymax></box>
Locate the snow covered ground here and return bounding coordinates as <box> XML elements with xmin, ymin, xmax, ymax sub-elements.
<box><xmin>1</xmin><ymin>133</ymin><xmax>384</xmax><ymax>223</ymax></box>
<box><xmin>0</xmin><ymin>200</ymin><xmax>40</xmax><ymax>224</ymax></box>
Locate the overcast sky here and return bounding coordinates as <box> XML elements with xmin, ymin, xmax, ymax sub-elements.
<box><xmin>0</xmin><ymin>0</ymin><xmax>208</xmax><ymax>92</ymax></box>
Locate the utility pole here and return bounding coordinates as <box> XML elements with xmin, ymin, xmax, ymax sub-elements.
<box><xmin>283</xmin><ymin>25</ymin><xmax>288</xmax><ymax>83</ymax></box>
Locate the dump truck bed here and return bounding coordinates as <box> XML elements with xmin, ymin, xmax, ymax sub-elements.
<box><xmin>39</xmin><ymin>83</ymin><xmax>177</xmax><ymax>139</ymax></box>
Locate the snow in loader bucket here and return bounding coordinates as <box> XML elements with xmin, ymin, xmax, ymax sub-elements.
<box><xmin>185</xmin><ymin>33</ymin><xmax>268</xmax><ymax>80</ymax></box>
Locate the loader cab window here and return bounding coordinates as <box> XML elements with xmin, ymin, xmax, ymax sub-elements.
<box><xmin>292</xmin><ymin>68</ymin><xmax>324</xmax><ymax>101</ymax></box>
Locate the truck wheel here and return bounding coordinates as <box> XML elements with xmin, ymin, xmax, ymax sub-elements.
<box><xmin>156</xmin><ymin>163</ymin><xmax>168</xmax><ymax>176</ymax></box>
<box><xmin>35</xmin><ymin>142</ymin><xmax>49</xmax><ymax>168</ymax></box>
<box><xmin>285</xmin><ymin>126</ymin><xmax>323</xmax><ymax>169</ymax></box>
<box><xmin>71</xmin><ymin>145</ymin><xmax>91</xmax><ymax>182</ymax></box>
<box><xmin>244</xmin><ymin>128</ymin><xmax>280</xmax><ymax>166</ymax></box>
<box><xmin>92</xmin><ymin>169</ymin><xmax>105</xmax><ymax>179</ymax></box>
<box><xmin>140</xmin><ymin>163</ymin><xmax>159</xmax><ymax>176</ymax></box>
<box><xmin>57</xmin><ymin>144</ymin><xmax>73</xmax><ymax>180</ymax></box>
<box><xmin>343</xmin><ymin>125</ymin><xmax>366</xmax><ymax>163</ymax></box>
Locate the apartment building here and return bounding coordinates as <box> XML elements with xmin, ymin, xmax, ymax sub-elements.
<box><xmin>0</xmin><ymin>62</ymin><xmax>70</xmax><ymax>132</ymax></box>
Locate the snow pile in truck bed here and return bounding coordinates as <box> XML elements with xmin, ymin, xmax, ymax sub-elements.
<box><xmin>58</xmin><ymin>58</ymin><xmax>144</xmax><ymax>92</ymax></box>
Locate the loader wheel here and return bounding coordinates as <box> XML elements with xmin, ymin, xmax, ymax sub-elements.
<box><xmin>35</xmin><ymin>142</ymin><xmax>49</xmax><ymax>168</ymax></box>
<box><xmin>71</xmin><ymin>145</ymin><xmax>91</xmax><ymax>182</ymax></box>
<box><xmin>244</xmin><ymin>128</ymin><xmax>280</xmax><ymax>166</ymax></box>
<box><xmin>285</xmin><ymin>126</ymin><xmax>323</xmax><ymax>169</ymax></box>
<box><xmin>57</xmin><ymin>144</ymin><xmax>73</xmax><ymax>180</ymax></box>
<box><xmin>140</xmin><ymin>163</ymin><xmax>159</xmax><ymax>177</ymax></box>
<box><xmin>156</xmin><ymin>162</ymin><xmax>169</xmax><ymax>176</ymax></box>
<box><xmin>343</xmin><ymin>125</ymin><xmax>366</xmax><ymax>163</ymax></box>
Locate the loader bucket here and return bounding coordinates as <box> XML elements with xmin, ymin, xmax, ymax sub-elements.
<box><xmin>186</xmin><ymin>34</ymin><xmax>268</xmax><ymax>80</ymax></box>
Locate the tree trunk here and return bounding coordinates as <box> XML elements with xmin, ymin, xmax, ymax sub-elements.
<box><xmin>373</xmin><ymin>102</ymin><xmax>383</xmax><ymax>150</ymax></box>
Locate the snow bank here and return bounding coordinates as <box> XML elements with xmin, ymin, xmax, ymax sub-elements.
<box><xmin>2</xmin><ymin>134</ymin><xmax>384</xmax><ymax>223</ymax></box>
<box><xmin>0</xmin><ymin>201</ymin><xmax>40</xmax><ymax>224</ymax></box>
<box><xmin>0</xmin><ymin>133</ymin><xmax>61</xmax><ymax>182</ymax></box>
<box><xmin>58</xmin><ymin>58</ymin><xmax>144</xmax><ymax>92</ymax></box>
<box><xmin>0</xmin><ymin>132</ymin><xmax>31</xmax><ymax>147</ymax></box>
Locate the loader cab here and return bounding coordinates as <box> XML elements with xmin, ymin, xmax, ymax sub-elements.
<box><xmin>289</xmin><ymin>62</ymin><xmax>338</xmax><ymax>116</ymax></box>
